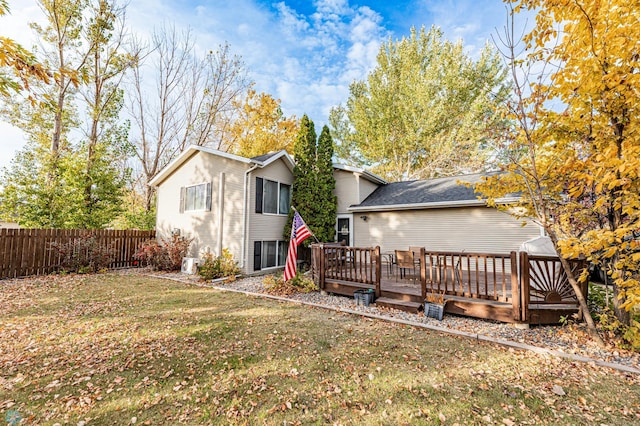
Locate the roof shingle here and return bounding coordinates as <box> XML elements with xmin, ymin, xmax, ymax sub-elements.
<box><xmin>353</xmin><ymin>172</ymin><xmax>498</xmax><ymax>209</ymax></box>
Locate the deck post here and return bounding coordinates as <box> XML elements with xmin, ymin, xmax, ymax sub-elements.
<box><xmin>374</xmin><ymin>246</ymin><xmax>381</xmax><ymax>298</ymax></box>
<box><xmin>420</xmin><ymin>247</ymin><xmax>426</xmax><ymax>301</ymax></box>
<box><xmin>510</xmin><ymin>251</ymin><xmax>521</xmax><ymax>322</ymax></box>
<box><xmin>319</xmin><ymin>244</ymin><xmax>326</xmax><ymax>291</ymax></box>
<box><xmin>519</xmin><ymin>251</ymin><xmax>530</xmax><ymax>323</ymax></box>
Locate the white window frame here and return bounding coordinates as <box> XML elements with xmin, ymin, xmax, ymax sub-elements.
<box><xmin>336</xmin><ymin>214</ymin><xmax>353</xmax><ymax>246</ymax></box>
<box><xmin>262</xmin><ymin>179</ymin><xmax>291</xmax><ymax>216</ymax></box>
<box><xmin>260</xmin><ymin>240</ymin><xmax>288</xmax><ymax>269</ymax></box>
<box><xmin>184</xmin><ymin>182</ymin><xmax>209</xmax><ymax>212</ymax></box>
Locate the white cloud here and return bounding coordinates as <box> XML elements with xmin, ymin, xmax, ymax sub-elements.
<box><xmin>0</xmin><ymin>0</ymin><xmax>520</xmax><ymax>171</ymax></box>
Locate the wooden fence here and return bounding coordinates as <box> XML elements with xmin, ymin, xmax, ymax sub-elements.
<box><xmin>0</xmin><ymin>228</ymin><xmax>156</xmax><ymax>279</ymax></box>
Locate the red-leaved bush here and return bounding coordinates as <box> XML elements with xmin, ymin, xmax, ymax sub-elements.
<box><xmin>133</xmin><ymin>235</ymin><xmax>192</xmax><ymax>271</ymax></box>
<box><xmin>49</xmin><ymin>232</ymin><xmax>115</xmax><ymax>273</ymax></box>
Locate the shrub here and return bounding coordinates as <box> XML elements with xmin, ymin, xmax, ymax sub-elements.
<box><xmin>198</xmin><ymin>249</ymin><xmax>240</xmax><ymax>281</ymax></box>
<box><xmin>622</xmin><ymin>315</ymin><xmax>640</xmax><ymax>351</ymax></box>
<box><xmin>133</xmin><ymin>235</ymin><xmax>192</xmax><ymax>271</ymax></box>
<box><xmin>588</xmin><ymin>282</ymin><xmax>611</xmax><ymax>314</ymax></box>
<box><xmin>263</xmin><ymin>271</ymin><xmax>318</xmax><ymax>296</ymax></box>
<box><xmin>49</xmin><ymin>232</ymin><xmax>115</xmax><ymax>274</ymax></box>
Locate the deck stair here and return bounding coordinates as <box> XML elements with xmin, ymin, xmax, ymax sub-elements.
<box><xmin>374</xmin><ymin>297</ymin><xmax>422</xmax><ymax>314</ymax></box>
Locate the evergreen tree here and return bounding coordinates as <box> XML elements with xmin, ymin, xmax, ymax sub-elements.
<box><xmin>285</xmin><ymin>116</ymin><xmax>337</xmax><ymax>244</ymax></box>
<box><xmin>313</xmin><ymin>125</ymin><xmax>337</xmax><ymax>243</ymax></box>
<box><xmin>286</xmin><ymin>115</ymin><xmax>316</xmax><ymax>240</ymax></box>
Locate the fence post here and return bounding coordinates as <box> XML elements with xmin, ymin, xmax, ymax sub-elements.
<box><xmin>374</xmin><ymin>246</ymin><xmax>381</xmax><ymax>298</ymax></box>
<box><xmin>510</xmin><ymin>251</ymin><xmax>521</xmax><ymax>322</ymax></box>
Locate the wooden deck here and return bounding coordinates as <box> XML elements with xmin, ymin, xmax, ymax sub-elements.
<box><xmin>312</xmin><ymin>245</ymin><xmax>587</xmax><ymax>324</ymax></box>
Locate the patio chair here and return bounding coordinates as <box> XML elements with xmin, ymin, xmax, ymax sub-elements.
<box><xmin>409</xmin><ymin>246</ymin><xmax>422</xmax><ymax>267</ymax></box>
<box><xmin>409</xmin><ymin>246</ymin><xmax>422</xmax><ymax>256</ymax></box>
<box><xmin>395</xmin><ymin>250</ymin><xmax>416</xmax><ymax>283</ymax></box>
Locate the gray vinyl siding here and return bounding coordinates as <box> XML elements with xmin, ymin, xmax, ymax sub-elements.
<box><xmin>248</xmin><ymin>159</ymin><xmax>294</xmax><ymax>272</ymax></box>
<box><xmin>352</xmin><ymin>206</ymin><xmax>541</xmax><ymax>254</ymax></box>
<box><xmin>155</xmin><ymin>150</ymin><xmax>247</xmax><ymax>266</ymax></box>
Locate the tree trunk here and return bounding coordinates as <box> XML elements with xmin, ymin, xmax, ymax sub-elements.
<box><xmin>145</xmin><ymin>185</ymin><xmax>155</xmax><ymax>212</ymax></box>
<box><xmin>548</xmin><ymin>231</ymin><xmax>605</xmax><ymax>346</ymax></box>
<box><xmin>613</xmin><ymin>283</ymin><xmax>631</xmax><ymax>326</ymax></box>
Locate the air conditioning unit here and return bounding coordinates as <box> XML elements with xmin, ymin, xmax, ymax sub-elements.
<box><xmin>181</xmin><ymin>257</ymin><xmax>200</xmax><ymax>274</ymax></box>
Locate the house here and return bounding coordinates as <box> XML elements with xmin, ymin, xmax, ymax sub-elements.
<box><xmin>150</xmin><ymin>145</ymin><xmax>542</xmax><ymax>275</ymax></box>
<box><xmin>149</xmin><ymin>146</ymin><xmax>295</xmax><ymax>275</ymax></box>
<box><xmin>348</xmin><ymin>173</ymin><xmax>542</xmax><ymax>254</ymax></box>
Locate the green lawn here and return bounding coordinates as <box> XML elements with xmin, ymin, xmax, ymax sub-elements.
<box><xmin>1</xmin><ymin>273</ymin><xmax>639</xmax><ymax>425</ymax></box>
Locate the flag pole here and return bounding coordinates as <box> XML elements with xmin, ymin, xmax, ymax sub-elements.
<box><xmin>291</xmin><ymin>206</ymin><xmax>321</xmax><ymax>243</ymax></box>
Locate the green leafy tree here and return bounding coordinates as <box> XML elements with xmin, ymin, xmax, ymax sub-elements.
<box><xmin>76</xmin><ymin>0</ymin><xmax>134</xmax><ymax>228</ymax></box>
<box><xmin>331</xmin><ymin>25</ymin><xmax>510</xmax><ymax>181</ymax></box>
<box><xmin>0</xmin><ymin>139</ymin><xmax>82</xmax><ymax>227</ymax></box>
<box><xmin>0</xmin><ymin>0</ymin><xmax>132</xmax><ymax>228</ymax></box>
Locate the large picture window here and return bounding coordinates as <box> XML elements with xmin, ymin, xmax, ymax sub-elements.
<box><xmin>255</xmin><ymin>177</ymin><xmax>290</xmax><ymax>215</ymax></box>
<box><xmin>181</xmin><ymin>182</ymin><xmax>211</xmax><ymax>212</ymax></box>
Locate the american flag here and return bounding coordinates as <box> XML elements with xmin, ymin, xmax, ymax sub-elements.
<box><xmin>283</xmin><ymin>211</ymin><xmax>312</xmax><ymax>281</ymax></box>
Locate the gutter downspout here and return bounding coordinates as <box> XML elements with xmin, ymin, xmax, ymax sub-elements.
<box><xmin>241</xmin><ymin>163</ymin><xmax>260</xmax><ymax>270</ymax></box>
<box><xmin>217</xmin><ymin>172</ymin><xmax>225</xmax><ymax>256</ymax></box>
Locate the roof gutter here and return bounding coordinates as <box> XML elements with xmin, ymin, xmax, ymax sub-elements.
<box><xmin>347</xmin><ymin>197</ymin><xmax>520</xmax><ymax>213</ymax></box>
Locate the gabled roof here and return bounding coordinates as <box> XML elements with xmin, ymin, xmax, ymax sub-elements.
<box><xmin>333</xmin><ymin>163</ymin><xmax>387</xmax><ymax>185</ymax></box>
<box><xmin>251</xmin><ymin>152</ymin><xmax>281</xmax><ymax>162</ymax></box>
<box><xmin>349</xmin><ymin>172</ymin><xmax>518</xmax><ymax>212</ymax></box>
<box><xmin>149</xmin><ymin>146</ymin><xmax>295</xmax><ymax>187</ymax></box>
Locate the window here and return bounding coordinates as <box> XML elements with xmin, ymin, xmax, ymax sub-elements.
<box><xmin>255</xmin><ymin>177</ymin><xmax>290</xmax><ymax>215</ymax></box>
<box><xmin>279</xmin><ymin>184</ymin><xmax>291</xmax><ymax>214</ymax></box>
<box><xmin>263</xmin><ymin>180</ymin><xmax>279</xmax><ymax>214</ymax></box>
<box><xmin>254</xmin><ymin>240</ymin><xmax>288</xmax><ymax>270</ymax></box>
<box><xmin>180</xmin><ymin>182</ymin><xmax>211</xmax><ymax>212</ymax></box>
<box><xmin>262</xmin><ymin>241</ymin><xmax>277</xmax><ymax>268</ymax></box>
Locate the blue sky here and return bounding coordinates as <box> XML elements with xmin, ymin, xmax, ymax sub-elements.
<box><xmin>0</xmin><ymin>0</ymin><xmax>516</xmax><ymax>170</ymax></box>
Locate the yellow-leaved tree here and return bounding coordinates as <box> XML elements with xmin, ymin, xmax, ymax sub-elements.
<box><xmin>479</xmin><ymin>0</ymin><xmax>640</xmax><ymax>346</ymax></box>
<box><xmin>0</xmin><ymin>0</ymin><xmax>50</xmax><ymax>98</ymax></box>
<box><xmin>226</xmin><ymin>89</ymin><xmax>299</xmax><ymax>158</ymax></box>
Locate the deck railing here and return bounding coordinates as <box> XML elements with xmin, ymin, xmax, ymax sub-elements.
<box><xmin>312</xmin><ymin>243</ymin><xmax>381</xmax><ymax>296</ymax></box>
<box><xmin>312</xmin><ymin>243</ymin><xmax>587</xmax><ymax>323</ymax></box>
<box><xmin>422</xmin><ymin>251</ymin><xmax>516</xmax><ymax>303</ymax></box>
